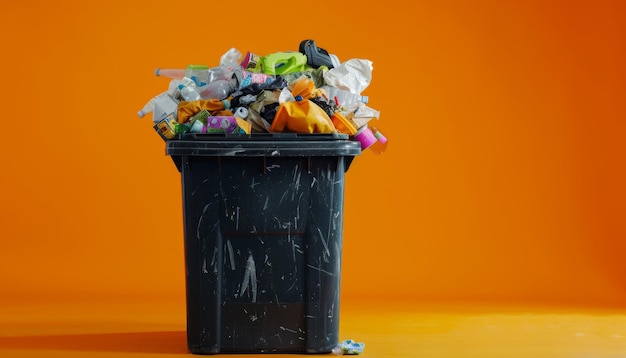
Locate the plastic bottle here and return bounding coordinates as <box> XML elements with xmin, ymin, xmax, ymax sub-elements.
<box><xmin>185</xmin><ymin>65</ymin><xmax>210</xmax><ymax>86</ymax></box>
<box><xmin>234</xmin><ymin>107</ymin><xmax>248</xmax><ymax>119</ymax></box>
<box><xmin>138</xmin><ymin>93</ymin><xmax>162</xmax><ymax>118</ymax></box>
<box><xmin>197</xmin><ymin>79</ymin><xmax>236</xmax><ymax>100</ymax></box>
<box><xmin>155</xmin><ymin>65</ymin><xmax>211</xmax><ymax>85</ymax></box>
<box><xmin>137</xmin><ymin>92</ymin><xmax>179</xmax><ymax>122</ymax></box>
<box><xmin>219</xmin><ymin>47</ymin><xmax>242</xmax><ymax>67</ymax></box>
<box><xmin>178</xmin><ymin>84</ymin><xmax>201</xmax><ymax>101</ymax></box>
<box><xmin>155</xmin><ymin>68</ymin><xmax>185</xmax><ymax>79</ymax></box>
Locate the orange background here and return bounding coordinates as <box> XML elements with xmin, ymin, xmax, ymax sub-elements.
<box><xmin>1</xmin><ymin>0</ymin><xmax>625</xmax><ymax>312</ymax></box>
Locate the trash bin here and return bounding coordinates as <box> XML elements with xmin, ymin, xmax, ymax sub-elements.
<box><xmin>166</xmin><ymin>133</ymin><xmax>361</xmax><ymax>354</ymax></box>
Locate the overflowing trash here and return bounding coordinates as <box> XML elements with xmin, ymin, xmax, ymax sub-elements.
<box><xmin>138</xmin><ymin>40</ymin><xmax>388</xmax><ymax>154</ymax></box>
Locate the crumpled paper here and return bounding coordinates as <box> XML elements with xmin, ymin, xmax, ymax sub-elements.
<box><xmin>323</xmin><ymin>59</ymin><xmax>373</xmax><ymax>95</ymax></box>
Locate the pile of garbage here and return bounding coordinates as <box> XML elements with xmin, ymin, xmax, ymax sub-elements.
<box><xmin>138</xmin><ymin>40</ymin><xmax>387</xmax><ymax>154</ymax></box>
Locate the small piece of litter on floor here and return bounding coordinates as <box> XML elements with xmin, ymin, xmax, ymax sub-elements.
<box><xmin>331</xmin><ymin>339</ymin><xmax>365</xmax><ymax>355</ymax></box>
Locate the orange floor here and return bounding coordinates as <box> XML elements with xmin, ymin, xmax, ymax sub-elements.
<box><xmin>1</xmin><ymin>298</ymin><xmax>625</xmax><ymax>358</ymax></box>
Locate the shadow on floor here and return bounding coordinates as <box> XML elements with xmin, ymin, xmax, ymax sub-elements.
<box><xmin>0</xmin><ymin>330</ymin><xmax>188</xmax><ymax>354</ymax></box>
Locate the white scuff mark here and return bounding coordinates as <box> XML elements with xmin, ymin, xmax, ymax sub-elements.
<box><xmin>334</xmin><ymin>242</ymin><xmax>341</xmax><ymax>274</ymax></box>
<box><xmin>227</xmin><ymin>240</ymin><xmax>236</xmax><ymax>270</ymax></box>
<box><xmin>218</xmin><ymin>149</ymin><xmax>246</xmax><ymax>156</ymax></box>
<box><xmin>296</xmin><ymin>205</ymin><xmax>300</xmax><ymax>226</ymax></box>
<box><xmin>317</xmin><ymin>258</ymin><xmax>322</xmax><ymax>300</ymax></box>
<box><xmin>196</xmin><ymin>203</ymin><xmax>210</xmax><ymax>241</ymax></box>
<box><xmin>236</xmin><ymin>206</ymin><xmax>240</xmax><ymax>230</ymax></box>
<box><xmin>202</xmin><ymin>258</ymin><xmax>208</xmax><ymax>274</ymax></box>
<box><xmin>326</xmin><ymin>177</ymin><xmax>336</xmax><ymax>248</ymax></box>
<box><xmin>257</xmin><ymin>236</ymin><xmax>264</xmax><ymax>244</ymax></box>
<box><xmin>293</xmin><ymin>243</ymin><xmax>304</xmax><ymax>255</ymax></box>
<box><xmin>240</xmin><ymin>254</ymin><xmax>258</xmax><ymax>303</ymax></box>
<box><xmin>266</xmin><ymin>164</ymin><xmax>280</xmax><ymax>171</ymax></box>
<box><xmin>271</xmin><ymin>150</ymin><xmax>280</xmax><ymax>156</ymax></box>
<box><xmin>332</xmin><ymin>211</ymin><xmax>340</xmax><ymax>230</ymax></box>
<box><xmin>273</xmin><ymin>217</ymin><xmax>292</xmax><ymax>230</ymax></box>
<box><xmin>191</xmin><ymin>178</ymin><xmax>210</xmax><ymax>196</ymax></box>
<box><xmin>250</xmin><ymin>314</ymin><xmax>258</xmax><ymax>322</ymax></box>
<box><xmin>316</xmin><ymin>227</ymin><xmax>331</xmax><ymax>258</ymax></box>
<box><xmin>292</xmin><ymin>166</ymin><xmax>301</xmax><ymax>199</ymax></box>
<box><xmin>280</xmin><ymin>326</ymin><xmax>298</xmax><ymax>334</ymax></box>
<box><xmin>250</xmin><ymin>177</ymin><xmax>259</xmax><ymax>190</ymax></box>
<box><xmin>210</xmin><ymin>248</ymin><xmax>216</xmax><ymax>267</ymax></box>
<box><xmin>305</xmin><ymin>315</ymin><xmax>316</xmax><ymax>318</ymax></box>
<box><xmin>307</xmin><ymin>264</ymin><xmax>334</xmax><ymax>276</ymax></box>
<box><xmin>279</xmin><ymin>190</ymin><xmax>288</xmax><ymax>205</ymax></box>
<box><xmin>263</xmin><ymin>196</ymin><xmax>269</xmax><ymax>210</ymax></box>
<box><xmin>275</xmin><ymin>294</ymin><xmax>280</xmax><ymax>307</ymax></box>
<box><xmin>219</xmin><ymin>182</ymin><xmax>228</xmax><ymax>216</ymax></box>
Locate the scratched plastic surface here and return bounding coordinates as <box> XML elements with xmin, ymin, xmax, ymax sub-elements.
<box><xmin>167</xmin><ymin>134</ymin><xmax>361</xmax><ymax>354</ymax></box>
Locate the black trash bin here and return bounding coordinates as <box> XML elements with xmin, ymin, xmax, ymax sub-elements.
<box><xmin>166</xmin><ymin>133</ymin><xmax>361</xmax><ymax>354</ymax></box>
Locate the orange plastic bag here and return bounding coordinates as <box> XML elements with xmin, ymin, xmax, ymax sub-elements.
<box><xmin>289</xmin><ymin>77</ymin><xmax>326</xmax><ymax>100</ymax></box>
<box><xmin>270</xmin><ymin>99</ymin><xmax>337</xmax><ymax>134</ymax></box>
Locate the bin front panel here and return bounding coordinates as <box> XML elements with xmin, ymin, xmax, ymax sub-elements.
<box><xmin>179</xmin><ymin>154</ymin><xmax>346</xmax><ymax>354</ymax></box>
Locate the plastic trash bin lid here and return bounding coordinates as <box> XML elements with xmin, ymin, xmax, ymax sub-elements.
<box><xmin>165</xmin><ymin>133</ymin><xmax>362</xmax><ymax>157</ymax></box>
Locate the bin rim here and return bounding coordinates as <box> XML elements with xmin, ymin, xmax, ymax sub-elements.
<box><xmin>165</xmin><ymin>133</ymin><xmax>362</xmax><ymax>157</ymax></box>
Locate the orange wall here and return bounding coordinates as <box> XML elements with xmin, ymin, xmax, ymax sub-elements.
<box><xmin>0</xmin><ymin>1</ymin><xmax>624</xmax><ymax>308</ymax></box>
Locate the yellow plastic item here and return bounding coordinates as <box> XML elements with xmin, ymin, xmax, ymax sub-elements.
<box><xmin>235</xmin><ymin>117</ymin><xmax>252</xmax><ymax>134</ymax></box>
<box><xmin>270</xmin><ymin>99</ymin><xmax>336</xmax><ymax>134</ymax></box>
<box><xmin>331</xmin><ymin>111</ymin><xmax>358</xmax><ymax>135</ymax></box>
